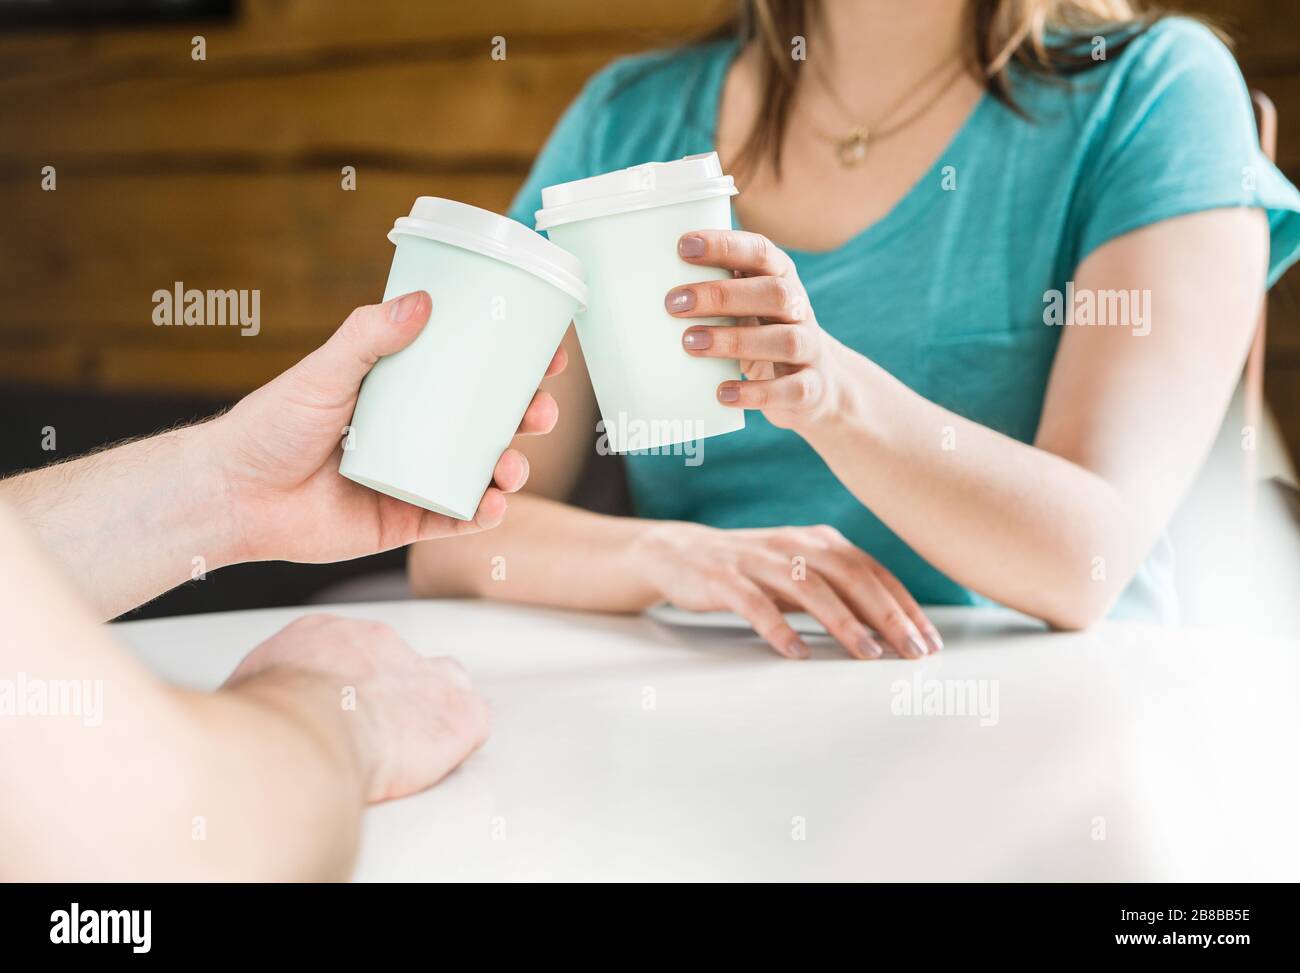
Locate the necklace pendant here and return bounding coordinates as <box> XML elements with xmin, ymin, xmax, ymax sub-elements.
<box><xmin>836</xmin><ymin>128</ymin><xmax>869</xmax><ymax>167</ymax></box>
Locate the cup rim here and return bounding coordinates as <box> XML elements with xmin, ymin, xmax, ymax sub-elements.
<box><xmin>534</xmin><ymin>153</ymin><xmax>738</xmax><ymax>232</ymax></box>
<box><xmin>390</xmin><ymin>198</ymin><xmax>588</xmax><ymax>309</ymax></box>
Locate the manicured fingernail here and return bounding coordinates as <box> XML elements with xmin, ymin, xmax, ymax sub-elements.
<box><xmin>718</xmin><ymin>385</ymin><xmax>741</xmax><ymax>403</ymax></box>
<box><xmin>925</xmin><ymin>631</ymin><xmax>944</xmax><ymax>654</ymax></box>
<box><xmin>678</xmin><ymin>234</ymin><xmax>706</xmax><ymax>258</ymax></box>
<box><xmin>783</xmin><ymin>637</ymin><xmax>810</xmax><ymax>660</ymax></box>
<box><xmin>389</xmin><ymin>290</ymin><xmax>424</xmax><ymax>323</ymax></box>
<box><xmin>682</xmin><ymin>329</ymin><xmax>712</xmax><ymax>350</ymax></box>
<box><xmin>666</xmin><ymin>288</ymin><xmax>695</xmax><ymax>313</ymax></box>
<box><xmin>908</xmin><ymin>635</ymin><xmax>929</xmax><ymax>658</ymax></box>
<box><xmin>858</xmin><ymin>636</ymin><xmax>884</xmax><ymax>660</ymax></box>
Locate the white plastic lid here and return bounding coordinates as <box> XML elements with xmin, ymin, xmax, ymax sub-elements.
<box><xmin>534</xmin><ymin>152</ymin><xmax>738</xmax><ymax>231</ymax></box>
<box><xmin>389</xmin><ymin>197</ymin><xmax>588</xmax><ymax>308</ymax></box>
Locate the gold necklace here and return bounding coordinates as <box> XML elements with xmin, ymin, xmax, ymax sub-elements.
<box><xmin>809</xmin><ymin>55</ymin><xmax>969</xmax><ymax>167</ymax></box>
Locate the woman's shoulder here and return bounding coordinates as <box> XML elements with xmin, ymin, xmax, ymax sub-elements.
<box><xmin>1069</xmin><ymin>16</ymin><xmax>1247</xmax><ymax>113</ymax></box>
<box><xmin>1025</xmin><ymin>15</ymin><xmax>1299</xmax><ymax>285</ymax></box>
<box><xmin>1119</xmin><ymin>15</ymin><xmax>1240</xmax><ymax>77</ymax></box>
<box><xmin>1011</xmin><ymin>16</ymin><xmax>1242</xmax><ymax>116</ymax></box>
<box><xmin>572</xmin><ymin>37</ymin><xmax>738</xmax><ymax>165</ymax></box>
<box><xmin>1100</xmin><ymin>15</ymin><xmax>1252</xmax><ymax>115</ymax></box>
<box><xmin>1008</xmin><ymin>15</ymin><xmax>1256</xmax><ymax>162</ymax></box>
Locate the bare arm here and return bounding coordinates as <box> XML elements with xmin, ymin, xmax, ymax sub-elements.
<box><xmin>0</xmin><ymin>423</ymin><xmax>239</xmax><ymax>621</ymax></box>
<box><xmin>409</xmin><ymin>491</ymin><xmax>660</xmax><ymax>610</ymax></box>
<box><xmin>672</xmin><ymin>210</ymin><xmax>1268</xmax><ymax>628</ymax></box>
<box><xmin>0</xmin><ymin>293</ymin><xmax>563</xmax><ymax>620</ymax></box>
<box><xmin>0</xmin><ymin>497</ymin><xmax>489</xmax><ymax>880</ymax></box>
<box><xmin>409</xmin><ymin>323</ymin><xmax>663</xmax><ymax>610</ymax></box>
<box><xmin>410</xmin><ymin>327</ymin><xmax>944</xmax><ymax>661</ymax></box>
<box><xmin>0</xmin><ymin>502</ymin><xmax>360</xmax><ymax>880</ymax></box>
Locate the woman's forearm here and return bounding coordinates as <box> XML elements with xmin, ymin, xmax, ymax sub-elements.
<box><xmin>671</xmin><ymin>213</ymin><xmax>1265</xmax><ymax>630</ymax></box>
<box><xmin>805</xmin><ymin>351</ymin><xmax>1141</xmax><ymax>629</ymax></box>
<box><xmin>409</xmin><ymin>492</ymin><xmax>663</xmax><ymax>613</ymax></box>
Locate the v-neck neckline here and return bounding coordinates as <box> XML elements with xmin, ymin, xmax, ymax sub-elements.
<box><xmin>698</xmin><ymin>37</ymin><xmax>993</xmax><ymax>262</ymax></box>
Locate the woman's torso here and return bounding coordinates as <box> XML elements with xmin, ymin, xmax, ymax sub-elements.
<box><xmin>508</xmin><ymin>18</ymin><xmax>1293</xmax><ymax>622</ymax></box>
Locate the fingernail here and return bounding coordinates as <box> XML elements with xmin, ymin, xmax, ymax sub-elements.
<box><xmin>925</xmin><ymin>631</ymin><xmax>944</xmax><ymax>654</ymax></box>
<box><xmin>389</xmin><ymin>290</ymin><xmax>424</xmax><ymax>323</ymax></box>
<box><xmin>666</xmin><ymin>288</ymin><xmax>696</xmax><ymax>313</ymax></box>
<box><xmin>783</xmin><ymin>637</ymin><xmax>810</xmax><ymax>660</ymax></box>
<box><xmin>682</xmin><ymin>329</ymin><xmax>712</xmax><ymax>350</ymax></box>
<box><xmin>908</xmin><ymin>635</ymin><xmax>929</xmax><ymax>658</ymax></box>
<box><xmin>858</xmin><ymin>636</ymin><xmax>884</xmax><ymax>660</ymax></box>
<box><xmin>678</xmin><ymin>234</ymin><xmax>706</xmax><ymax>258</ymax></box>
<box><xmin>509</xmin><ymin>451</ymin><xmax>530</xmax><ymax>486</ymax></box>
<box><xmin>718</xmin><ymin>385</ymin><xmax>741</xmax><ymax>403</ymax></box>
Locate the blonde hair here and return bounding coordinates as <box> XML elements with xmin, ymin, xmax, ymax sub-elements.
<box><xmin>732</xmin><ymin>0</ymin><xmax>1176</xmax><ymax>178</ymax></box>
<box><xmin>986</xmin><ymin>0</ymin><xmax>1147</xmax><ymax>72</ymax></box>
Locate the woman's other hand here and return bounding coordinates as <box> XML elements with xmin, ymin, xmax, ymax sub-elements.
<box><xmin>634</xmin><ymin>522</ymin><xmax>941</xmax><ymax>660</ymax></box>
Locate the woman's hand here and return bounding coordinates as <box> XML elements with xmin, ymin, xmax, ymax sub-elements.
<box><xmin>634</xmin><ymin>521</ymin><xmax>942</xmax><ymax>660</ymax></box>
<box><xmin>208</xmin><ymin>290</ymin><xmax>567</xmax><ymax>564</ymax></box>
<box><xmin>667</xmin><ymin>230</ymin><xmax>857</xmax><ymax>433</ymax></box>
<box><xmin>224</xmin><ymin>613</ymin><xmax>490</xmax><ymax>804</ymax></box>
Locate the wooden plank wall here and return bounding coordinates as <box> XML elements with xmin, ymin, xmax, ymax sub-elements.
<box><xmin>0</xmin><ymin>0</ymin><xmax>733</xmax><ymax>394</ymax></box>
<box><xmin>0</xmin><ymin>0</ymin><xmax>1297</xmax><ymax>458</ymax></box>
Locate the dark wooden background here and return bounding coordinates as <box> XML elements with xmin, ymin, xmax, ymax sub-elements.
<box><xmin>0</xmin><ymin>0</ymin><xmax>732</xmax><ymax>391</ymax></box>
<box><xmin>0</xmin><ymin>0</ymin><xmax>1296</xmax><ymax>614</ymax></box>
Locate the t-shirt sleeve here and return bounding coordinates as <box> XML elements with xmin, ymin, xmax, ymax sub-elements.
<box><xmin>1074</xmin><ymin>18</ymin><xmax>1300</xmax><ymax>286</ymax></box>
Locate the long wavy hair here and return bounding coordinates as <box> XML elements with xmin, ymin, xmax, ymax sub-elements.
<box><xmin>730</xmin><ymin>0</ymin><xmax>1173</xmax><ymax>178</ymax></box>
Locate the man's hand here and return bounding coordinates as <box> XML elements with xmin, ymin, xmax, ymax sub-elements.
<box><xmin>224</xmin><ymin>613</ymin><xmax>490</xmax><ymax>804</ymax></box>
<box><xmin>209</xmin><ymin>290</ymin><xmax>567</xmax><ymax>564</ymax></box>
<box><xmin>0</xmin><ymin>290</ymin><xmax>567</xmax><ymax>619</ymax></box>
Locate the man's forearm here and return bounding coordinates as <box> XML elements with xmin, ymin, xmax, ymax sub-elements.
<box><xmin>3</xmin><ymin>676</ymin><xmax>365</xmax><ymax>882</ymax></box>
<box><xmin>176</xmin><ymin>673</ymin><xmax>365</xmax><ymax>880</ymax></box>
<box><xmin>0</xmin><ymin>503</ymin><xmax>363</xmax><ymax>880</ymax></box>
<box><xmin>0</xmin><ymin>421</ymin><xmax>240</xmax><ymax>619</ymax></box>
<box><xmin>409</xmin><ymin>492</ymin><xmax>663</xmax><ymax>613</ymax></box>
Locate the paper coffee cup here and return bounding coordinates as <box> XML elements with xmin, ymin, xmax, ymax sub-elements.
<box><xmin>339</xmin><ymin>198</ymin><xmax>587</xmax><ymax>520</ymax></box>
<box><xmin>535</xmin><ymin>152</ymin><xmax>744</xmax><ymax>453</ymax></box>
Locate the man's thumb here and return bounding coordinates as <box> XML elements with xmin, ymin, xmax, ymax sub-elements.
<box><xmin>295</xmin><ymin>291</ymin><xmax>432</xmax><ymax>397</ymax></box>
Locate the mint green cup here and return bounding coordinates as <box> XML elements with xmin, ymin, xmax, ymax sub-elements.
<box><xmin>339</xmin><ymin>198</ymin><xmax>587</xmax><ymax>520</ymax></box>
<box><xmin>536</xmin><ymin>153</ymin><xmax>744</xmax><ymax>453</ymax></box>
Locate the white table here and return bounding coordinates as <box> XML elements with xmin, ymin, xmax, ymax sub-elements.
<box><xmin>114</xmin><ymin>600</ymin><xmax>1300</xmax><ymax>881</ymax></box>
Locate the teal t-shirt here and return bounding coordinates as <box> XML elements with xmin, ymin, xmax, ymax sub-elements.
<box><xmin>508</xmin><ymin>17</ymin><xmax>1300</xmax><ymax>622</ymax></box>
